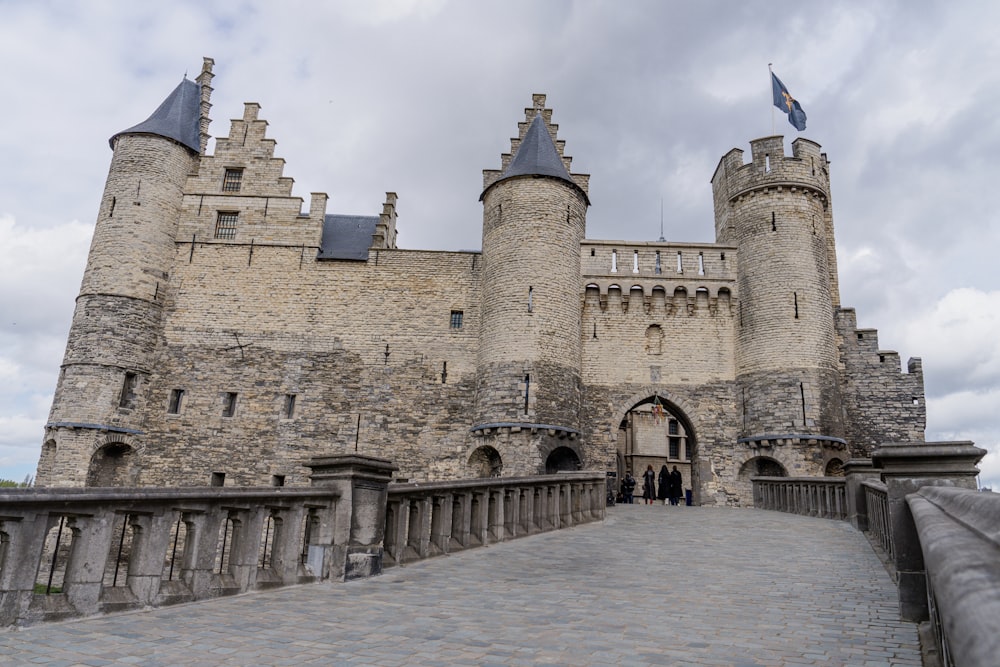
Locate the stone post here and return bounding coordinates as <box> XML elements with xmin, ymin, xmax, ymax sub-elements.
<box><xmin>843</xmin><ymin>459</ymin><xmax>879</xmax><ymax>531</ymax></box>
<box><xmin>308</xmin><ymin>454</ymin><xmax>397</xmax><ymax>581</ymax></box>
<box><xmin>871</xmin><ymin>441</ymin><xmax>985</xmax><ymax>622</ymax></box>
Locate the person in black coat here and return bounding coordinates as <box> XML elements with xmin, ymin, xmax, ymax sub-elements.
<box><xmin>642</xmin><ymin>464</ymin><xmax>656</xmax><ymax>504</ymax></box>
<box><xmin>657</xmin><ymin>465</ymin><xmax>670</xmax><ymax>505</ymax></box>
<box><xmin>621</xmin><ymin>471</ymin><xmax>636</xmax><ymax>504</ymax></box>
<box><xmin>669</xmin><ymin>465</ymin><xmax>684</xmax><ymax>506</ymax></box>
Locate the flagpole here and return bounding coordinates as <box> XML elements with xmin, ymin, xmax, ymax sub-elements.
<box><xmin>768</xmin><ymin>63</ymin><xmax>775</xmax><ymax>135</ymax></box>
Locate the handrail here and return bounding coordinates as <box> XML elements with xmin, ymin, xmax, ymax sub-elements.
<box><xmin>861</xmin><ymin>479</ymin><xmax>893</xmax><ymax>561</ymax></box>
<box><xmin>751</xmin><ymin>476</ymin><xmax>847</xmax><ymax>520</ymax></box>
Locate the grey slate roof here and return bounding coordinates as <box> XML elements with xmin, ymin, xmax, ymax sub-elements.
<box><xmin>482</xmin><ymin>112</ymin><xmax>586</xmax><ymax>201</ymax></box>
<box><xmin>318</xmin><ymin>214</ymin><xmax>378</xmax><ymax>260</ymax></box>
<box><xmin>109</xmin><ymin>78</ymin><xmax>201</xmax><ymax>152</ymax></box>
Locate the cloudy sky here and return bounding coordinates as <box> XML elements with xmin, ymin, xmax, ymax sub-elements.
<box><xmin>1</xmin><ymin>0</ymin><xmax>997</xmax><ymax>488</ymax></box>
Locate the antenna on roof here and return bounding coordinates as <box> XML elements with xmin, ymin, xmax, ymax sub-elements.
<box><xmin>658</xmin><ymin>198</ymin><xmax>665</xmax><ymax>242</ymax></box>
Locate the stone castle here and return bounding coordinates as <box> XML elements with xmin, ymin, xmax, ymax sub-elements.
<box><xmin>36</xmin><ymin>58</ymin><xmax>926</xmax><ymax>505</ymax></box>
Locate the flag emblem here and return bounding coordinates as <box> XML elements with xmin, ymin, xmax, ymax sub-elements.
<box><xmin>771</xmin><ymin>72</ymin><xmax>807</xmax><ymax>131</ymax></box>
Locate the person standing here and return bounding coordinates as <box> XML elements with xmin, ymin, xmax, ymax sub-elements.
<box><xmin>669</xmin><ymin>465</ymin><xmax>684</xmax><ymax>506</ymax></box>
<box><xmin>642</xmin><ymin>464</ymin><xmax>656</xmax><ymax>505</ymax></box>
<box><xmin>657</xmin><ymin>464</ymin><xmax>670</xmax><ymax>505</ymax></box>
<box><xmin>621</xmin><ymin>471</ymin><xmax>636</xmax><ymax>504</ymax></box>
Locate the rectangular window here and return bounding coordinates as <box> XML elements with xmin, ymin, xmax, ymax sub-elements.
<box><xmin>271</xmin><ymin>475</ymin><xmax>286</xmax><ymax>487</ymax></box>
<box><xmin>698</xmin><ymin>252</ymin><xmax>705</xmax><ymax>276</ymax></box>
<box><xmin>211</xmin><ymin>472</ymin><xmax>226</xmax><ymax>487</ymax></box>
<box><xmin>222</xmin><ymin>392</ymin><xmax>238</xmax><ymax>417</ymax></box>
<box><xmin>118</xmin><ymin>372</ymin><xmax>137</xmax><ymax>408</ymax></box>
<box><xmin>655</xmin><ymin>251</ymin><xmax>661</xmax><ymax>275</ymax></box>
<box><xmin>668</xmin><ymin>419</ymin><xmax>679</xmax><ymax>436</ymax></box>
<box><xmin>632</xmin><ymin>250</ymin><xmax>639</xmax><ymax>273</ymax></box>
<box><xmin>222</xmin><ymin>168</ymin><xmax>243</xmax><ymax>192</ymax></box>
<box><xmin>215</xmin><ymin>211</ymin><xmax>239</xmax><ymax>239</ymax></box>
<box><xmin>669</xmin><ymin>437</ymin><xmax>680</xmax><ymax>460</ymax></box>
<box><xmin>450</xmin><ymin>310</ymin><xmax>464</xmax><ymax>329</ymax></box>
<box><xmin>611</xmin><ymin>250</ymin><xmax>617</xmax><ymax>272</ymax></box>
<box><xmin>284</xmin><ymin>394</ymin><xmax>296</xmax><ymax>419</ymax></box>
<box><xmin>676</xmin><ymin>251</ymin><xmax>683</xmax><ymax>273</ymax></box>
<box><xmin>167</xmin><ymin>389</ymin><xmax>185</xmax><ymax>414</ymax></box>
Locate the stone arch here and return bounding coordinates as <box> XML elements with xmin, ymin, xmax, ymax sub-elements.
<box><xmin>468</xmin><ymin>445</ymin><xmax>503</xmax><ymax>478</ymax></box>
<box><xmin>545</xmin><ymin>446</ymin><xmax>582</xmax><ymax>473</ymax></box>
<box><xmin>824</xmin><ymin>457</ymin><xmax>844</xmax><ymax>477</ymax></box>
<box><xmin>735</xmin><ymin>455</ymin><xmax>787</xmax><ymax>507</ymax></box>
<box><xmin>86</xmin><ymin>434</ymin><xmax>140</xmax><ymax>487</ymax></box>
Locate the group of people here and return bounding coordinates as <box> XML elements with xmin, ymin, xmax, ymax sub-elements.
<box><xmin>619</xmin><ymin>464</ymin><xmax>684</xmax><ymax>505</ymax></box>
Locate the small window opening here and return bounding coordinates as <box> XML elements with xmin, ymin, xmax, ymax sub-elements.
<box><xmin>632</xmin><ymin>250</ymin><xmax>639</xmax><ymax>273</ymax></box>
<box><xmin>222</xmin><ymin>392</ymin><xmax>238</xmax><ymax>418</ymax></box>
<box><xmin>118</xmin><ymin>372</ymin><xmax>137</xmax><ymax>409</ymax></box>
<box><xmin>721</xmin><ymin>252</ymin><xmax>726</xmax><ymax>261</ymax></box>
<box><xmin>765</xmin><ymin>154</ymin><xmax>771</xmax><ymax>172</ymax></box>
<box><xmin>590</xmin><ymin>248</ymin><xmax>595</xmax><ymax>256</ymax></box>
<box><xmin>167</xmin><ymin>389</ymin><xmax>185</xmax><ymax>414</ymax></box>
<box><xmin>771</xmin><ymin>212</ymin><xmax>776</xmax><ymax>232</ymax></box>
<box><xmin>800</xmin><ymin>382</ymin><xmax>807</xmax><ymax>426</ymax></box>
<box><xmin>857</xmin><ymin>333</ymin><xmax>864</xmax><ymax>340</ymax></box>
<box><xmin>527</xmin><ymin>287</ymin><xmax>533</xmax><ymax>313</ymax></box>
<box><xmin>283</xmin><ymin>394</ymin><xmax>296</xmax><ymax>419</ymax></box>
<box><xmin>441</xmin><ymin>361</ymin><xmax>448</xmax><ymax>384</ymax></box>
<box><xmin>109</xmin><ymin>196</ymin><xmax>116</xmax><ymax>218</ymax></box>
<box><xmin>611</xmin><ymin>250</ymin><xmax>618</xmax><ymax>273</ymax></box>
<box><xmin>698</xmin><ymin>252</ymin><xmax>705</xmax><ymax>276</ymax></box>
<box><xmin>676</xmin><ymin>251</ymin><xmax>683</xmax><ymax>274</ymax></box>
<box><xmin>450</xmin><ymin>310</ymin><xmax>464</xmax><ymax>329</ymax></box>
<box><xmin>793</xmin><ymin>292</ymin><xmax>799</xmax><ymax>319</ymax></box>
<box><xmin>523</xmin><ymin>373</ymin><xmax>530</xmax><ymax>415</ymax></box>
<box><xmin>211</xmin><ymin>472</ymin><xmax>226</xmax><ymax>487</ymax></box>
<box><xmin>655</xmin><ymin>251</ymin><xmax>662</xmax><ymax>275</ymax></box>
<box><xmin>222</xmin><ymin>168</ymin><xmax>243</xmax><ymax>192</ymax></box>
<box><xmin>215</xmin><ymin>211</ymin><xmax>239</xmax><ymax>240</ymax></box>
<box><xmin>912</xmin><ymin>397</ymin><xmax>920</xmax><ymax>405</ymax></box>
<box><xmin>271</xmin><ymin>475</ymin><xmax>286</xmax><ymax>487</ymax></box>
<box><xmin>879</xmin><ymin>355</ymin><xmax>885</xmax><ymax>363</ymax></box>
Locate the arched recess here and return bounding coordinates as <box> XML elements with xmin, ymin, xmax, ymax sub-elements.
<box><xmin>545</xmin><ymin>446</ymin><xmax>581</xmax><ymax>473</ymax></box>
<box><xmin>86</xmin><ymin>435</ymin><xmax>140</xmax><ymax>487</ymax></box>
<box><xmin>735</xmin><ymin>455</ymin><xmax>787</xmax><ymax>507</ymax></box>
<box><xmin>824</xmin><ymin>458</ymin><xmax>844</xmax><ymax>477</ymax></box>
<box><xmin>468</xmin><ymin>445</ymin><xmax>503</xmax><ymax>478</ymax></box>
<box><xmin>610</xmin><ymin>392</ymin><xmax>698</xmax><ymax>504</ymax></box>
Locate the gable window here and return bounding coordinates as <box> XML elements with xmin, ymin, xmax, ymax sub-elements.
<box><xmin>215</xmin><ymin>211</ymin><xmax>239</xmax><ymax>239</ymax></box>
<box><xmin>222</xmin><ymin>168</ymin><xmax>243</xmax><ymax>192</ymax></box>
<box><xmin>167</xmin><ymin>389</ymin><xmax>185</xmax><ymax>414</ymax></box>
<box><xmin>450</xmin><ymin>310</ymin><xmax>464</xmax><ymax>329</ymax></box>
<box><xmin>222</xmin><ymin>392</ymin><xmax>238</xmax><ymax>418</ymax></box>
<box><xmin>118</xmin><ymin>372</ymin><xmax>137</xmax><ymax>409</ymax></box>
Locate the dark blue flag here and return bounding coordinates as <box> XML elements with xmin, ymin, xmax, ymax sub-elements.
<box><xmin>771</xmin><ymin>72</ymin><xmax>807</xmax><ymax>131</ymax></box>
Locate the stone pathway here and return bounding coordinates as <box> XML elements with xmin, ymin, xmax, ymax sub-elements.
<box><xmin>0</xmin><ymin>506</ymin><xmax>922</xmax><ymax>666</ymax></box>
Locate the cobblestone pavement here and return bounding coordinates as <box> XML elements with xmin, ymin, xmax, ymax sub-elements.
<box><xmin>0</xmin><ymin>506</ymin><xmax>923</xmax><ymax>666</ymax></box>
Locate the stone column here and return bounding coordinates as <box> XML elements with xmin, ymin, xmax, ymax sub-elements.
<box><xmin>308</xmin><ymin>454</ymin><xmax>397</xmax><ymax>581</ymax></box>
<box><xmin>843</xmin><ymin>459</ymin><xmax>879</xmax><ymax>531</ymax></box>
<box><xmin>871</xmin><ymin>441</ymin><xmax>985</xmax><ymax>622</ymax></box>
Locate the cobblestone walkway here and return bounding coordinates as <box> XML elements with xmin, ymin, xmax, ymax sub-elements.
<box><xmin>0</xmin><ymin>506</ymin><xmax>922</xmax><ymax>666</ymax></box>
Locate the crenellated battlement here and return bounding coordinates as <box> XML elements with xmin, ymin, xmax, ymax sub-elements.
<box><xmin>712</xmin><ymin>136</ymin><xmax>830</xmax><ymax>207</ymax></box>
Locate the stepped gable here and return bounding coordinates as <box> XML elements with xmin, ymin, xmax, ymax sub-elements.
<box><xmin>109</xmin><ymin>78</ymin><xmax>202</xmax><ymax>152</ymax></box>
<box><xmin>318</xmin><ymin>214</ymin><xmax>379</xmax><ymax>260</ymax></box>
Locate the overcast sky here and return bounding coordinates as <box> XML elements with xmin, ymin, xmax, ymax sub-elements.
<box><xmin>1</xmin><ymin>0</ymin><xmax>997</xmax><ymax>488</ymax></box>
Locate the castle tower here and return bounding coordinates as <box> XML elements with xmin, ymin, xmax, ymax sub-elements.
<box><xmin>36</xmin><ymin>59</ymin><xmax>214</xmax><ymax>486</ymax></box>
<box><xmin>711</xmin><ymin>136</ymin><xmax>845</xmax><ymax>464</ymax></box>
<box><xmin>472</xmin><ymin>95</ymin><xmax>591</xmax><ymax>475</ymax></box>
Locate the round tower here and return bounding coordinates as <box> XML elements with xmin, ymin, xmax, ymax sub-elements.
<box><xmin>711</xmin><ymin>136</ymin><xmax>845</xmax><ymax>465</ymax></box>
<box><xmin>37</xmin><ymin>60</ymin><xmax>214</xmax><ymax>486</ymax></box>
<box><xmin>472</xmin><ymin>95</ymin><xmax>590</xmax><ymax>476</ymax></box>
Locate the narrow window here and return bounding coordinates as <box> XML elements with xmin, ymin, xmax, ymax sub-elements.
<box><xmin>676</xmin><ymin>251</ymin><xmax>683</xmax><ymax>274</ymax></box>
<box><xmin>879</xmin><ymin>355</ymin><xmax>885</xmax><ymax>363</ymax></box>
<box><xmin>271</xmin><ymin>475</ymin><xmax>285</xmax><ymax>487</ymax></box>
<box><xmin>215</xmin><ymin>211</ymin><xmax>239</xmax><ymax>240</ymax></box>
<box><xmin>222</xmin><ymin>168</ymin><xmax>243</xmax><ymax>192</ymax></box>
<box><xmin>857</xmin><ymin>333</ymin><xmax>864</xmax><ymax>340</ymax></box>
<box><xmin>632</xmin><ymin>250</ymin><xmax>639</xmax><ymax>273</ymax></box>
<box><xmin>765</xmin><ymin>154</ymin><xmax>771</xmax><ymax>172</ymax></box>
<box><xmin>283</xmin><ymin>394</ymin><xmax>296</xmax><ymax>419</ymax></box>
<box><xmin>527</xmin><ymin>287</ymin><xmax>533</xmax><ymax>313</ymax></box>
<box><xmin>222</xmin><ymin>392</ymin><xmax>238</xmax><ymax>418</ymax></box>
<box><xmin>669</xmin><ymin>437</ymin><xmax>680</xmax><ymax>460</ymax></box>
<box><xmin>698</xmin><ymin>252</ymin><xmax>705</xmax><ymax>276</ymax></box>
<box><xmin>720</xmin><ymin>252</ymin><xmax>726</xmax><ymax>261</ymax></box>
<box><xmin>668</xmin><ymin>419</ymin><xmax>679</xmax><ymax>436</ymax></box>
<box><xmin>167</xmin><ymin>389</ymin><xmax>185</xmax><ymax>414</ymax></box>
<box><xmin>590</xmin><ymin>248</ymin><xmax>595</xmax><ymax>256</ymax></box>
<box><xmin>655</xmin><ymin>251</ymin><xmax>662</xmax><ymax>275</ymax></box>
<box><xmin>211</xmin><ymin>472</ymin><xmax>226</xmax><ymax>487</ymax></box>
<box><xmin>793</xmin><ymin>292</ymin><xmax>799</xmax><ymax>319</ymax></box>
<box><xmin>109</xmin><ymin>196</ymin><xmax>116</xmax><ymax>218</ymax></box>
<box><xmin>611</xmin><ymin>250</ymin><xmax>618</xmax><ymax>273</ymax></box>
<box><xmin>450</xmin><ymin>310</ymin><xmax>464</xmax><ymax>329</ymax></box>
<box><xmin>441</xmin><ymin>361</ymin><xmax>448</xmax><ymax>384</ymax></box>
<box><xmin>771</xmin><ymin>212</ymin><xmax>776</xmax><ymax>232</ymax></box>
<box><xmin>523</xmin><ymin>374</ymin><xmax>530</xmax><ymax>415</ymax></box>
<box><xmin>118</xmin><ymin>372</ymin><xmax>137</xmax><ymax>408</ymax></box>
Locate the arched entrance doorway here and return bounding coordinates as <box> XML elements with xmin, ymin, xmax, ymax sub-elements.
<box><xmin>86</xmin><ymin>442</ymin><xmax>137</xmax><ymax>486</ymax></box>
<box><xmin>545</xmin><ymin>446</ymin><xmax>581</xmax><ymax>473</ymax></box>
<box><xmin>616</xmin><ymin>395</ymin><xmax>696</xmax><ymax>504</ymax></box>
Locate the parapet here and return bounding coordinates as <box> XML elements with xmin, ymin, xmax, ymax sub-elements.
<box><xmin>711</xmin><ymin>135</ymin><xmax>830</xmax><ymax>206</ymax></box>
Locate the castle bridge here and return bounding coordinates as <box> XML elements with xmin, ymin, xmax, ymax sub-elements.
<box><xmin>1</xmin><ymin>443</ymin><xmax>998</xmax><ymax>666</ymax></box>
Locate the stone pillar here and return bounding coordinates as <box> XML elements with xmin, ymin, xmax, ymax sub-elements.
<box><xmin>843</xmin><ymin>459</ymin><xmax>879</xmax><ymax>531</ymax></box>
<box><xmin>308</xmin><ymin>455</ymin><xmax>397</xmax><ymax>581</ymax></box>
<box><xmin>871</xmin><ymin>441</ymin><xmax>985</xmax><ymax>622</ymax></box>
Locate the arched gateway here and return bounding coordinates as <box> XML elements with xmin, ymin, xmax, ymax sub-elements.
<box><xmin>612</xmin><ymin>394</ymin><xmax>698</xmax><ymax>504</ymax></box>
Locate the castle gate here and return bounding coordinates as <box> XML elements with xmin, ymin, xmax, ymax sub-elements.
<box><xmin>614</xmin><ymin>395</ymin><xmax>697</xmax><ymax>503</ymax></box>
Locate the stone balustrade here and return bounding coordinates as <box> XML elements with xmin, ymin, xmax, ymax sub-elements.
<box><xmin>383</xmin><ymin>471</ymin><xmax>606</xmax><ymax>567</ymax></box>
<box><xmin>862</xmin><ymin>479</ymin><xmax>893</xmax><ymax>560</ymax></box>
<box><xmin>751</xmin><ymin>476</ymin><xmax>846</xmax><ymax>519</ymax></box>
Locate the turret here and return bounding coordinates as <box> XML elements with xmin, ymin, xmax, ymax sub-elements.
<box><xmin>471</xmin><ymin>95</ymin><xmax>591</xmax><ymax>475</ymax></box>
<box><xmin>37</xmin><ymin>59</ymin><xmax>214</xmax><ymax>486</ymax></box>
<box><xmin>711</xmin><ymin>136</ymin><xmax>845</xmax><ymax>455</ymax></box>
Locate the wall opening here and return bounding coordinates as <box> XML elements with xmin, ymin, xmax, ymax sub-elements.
<box><xmin>468</xmin><ymin>445</ymin><xmax>503</xmax><ymax>478</ymax></box>
<box><xmin>545</xmin><ymin>446</ymin><xmax>581</xmax><ymax>474</ymax></box>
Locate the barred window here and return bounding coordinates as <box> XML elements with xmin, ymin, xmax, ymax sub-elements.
<box><xmin>669</xmin><ymin>437</ymin><xmax>680</xmax><ymax>459</ymax></box>
<box><xmin>222</xmin><ymin>168</ymin><xmax>243</xmax><ymax>192</ymax></box>
<box><xmin>215</xmin><ymin>212</ymin><xmax>238</xmax><ymax>239</ymax></box>
<box><xmin>450</xmin><ymin>311</ymin><xmax>464</xmax><ymax>329</ymax></box>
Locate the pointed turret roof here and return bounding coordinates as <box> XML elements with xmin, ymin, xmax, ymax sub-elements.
<box><xmin>481</xmin><ymin>112</ymin><xmax>587</xmax><ymax>202</ymax></box>
<box><xmin>109</xmin><ymin>78</ymin><xmax>201</xmax><ymax>152</ymax></box>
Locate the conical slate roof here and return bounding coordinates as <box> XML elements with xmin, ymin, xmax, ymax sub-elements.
<box><xmin>482</xmin><ymin>112</ymin><xmax>584</xmax><ymax>201</ymax></box>
<box><xmin>109</xmin><ymin>78</ymin><xmax>201</xmax><ymax>152</ymax></box>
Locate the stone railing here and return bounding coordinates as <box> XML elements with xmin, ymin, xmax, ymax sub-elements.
<box><xmin>862</xmin><ymin>479</ymin><xmax>892</xmax><ymax>560</ymax></box>
<box><xmin>906</xmin><ymin>485</ymin><xmax>1000</xmax><ymax>667</ymax></box>
<box><xmin>383</xmin><ymin>471</ymin><xmax>606</xmax><ymax>567</ymax></box>
<box><xmin>751</xmin><ymin>476</ymin><xmax>846</xmax><ymax>519</ymax></box>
